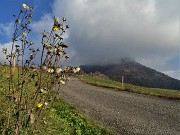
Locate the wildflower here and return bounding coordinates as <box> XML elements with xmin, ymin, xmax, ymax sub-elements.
<box><xmin>73</xmin><ymin>67</ymin><xmax>80</xmax><ymax>73</ymax></box>
<box><xmin>58</xmin><ymin>43</ymin><xmax>68</xmax><ymax>48</ymax></box>
<box><xmin>76</xmin><ymin>67</ymin><xmax>81</xmax><ymax>72</ymax></box>
<box><xmin>37</xmin><ymin>103</ymin><xmax>43</xmax><ymax>108</ymax></box>
<box><xmin>67</xmin><ymin>77</ymin><xmax>70</xmax><ymax>81</ymax></box>
<box><xmin>64</xmin><ymin>66</ymin><xmax>70</xmax><ymax>72</ymax></box>
<box><xmin>28</xmin><ymin>20</ymin><xmax>31</xmax><ymax>24</ymax></box>
<box><xmin>43</xmin><ymin>42</ymin><xmax>51</xmax><ymax>47</ymax></box>
<box><xmin>43</xmin><ymin>119</ymin><xmax>47</xmax><ymax>125</ymax></box>
<box><xmin>29</xmin><ymin>41</ymin><xmax>34</xmax><ymax>45</ymax></box>
<box><xmin>53</xmin><ymin>26</ymin><xmax>59</xmax><ymax>31</ymax></box>
<box><xmin>22</xmin><ymin>31</ymin><xmax>27</xmax><ymax>37</ymax></box>
<box><xmin>44</xmin><ymin>102</ymin><xmax>48</xmax><ymax>106</ymax></box>
<box><xmin>56</xmin><ymin>67</ymin><xmax>62</xmax><ymax>74</ymax></box>
<box><xmin>47</xmin><ymin>48</ymin><xmax>52</xmax><ymax>54</ymax></box>
<box><xmin>54</xmin><ymin>48</ymin><xmax>63</xmax><ymax>55</ymax></box>
<box><xmin>29</xmin><ymin>14</ymin><xmax>32</xmax><ymax>18</ymax></box>
<box><xmin>31</xmin><ymin>63</ymin><xmax>35</xmax><ymax>69</ymax></box>
<box><xmin>42</xmin><ymin>65</ymin><xmax>47</xmax><ymax>70</ymax></box>
<box><xmin>22</xmin><ymin>3</ymin><xmax>29</xmax><ymax>9</ymax></box>
<box><xmin>29</xmin><ymin>7</ymin><xmax>33</xmax><ymax>11</ymax></box>
<box><xmin>59</xmin><ymin>24</ymin><xmax>63</xmax><ymax>29</ymax></box>
<box><xmin>47</xmin><ymin>68</ymin><xmax>54</xmax><ymax>73</ymax></box>
<box><xmin>57</xmin><ymin>50</ymin><xmax>62</xmax><ymax>55</ymax></box>
<box><xmin>54</xmin><ymin>17</ymin><xmax>59</xmax><ymax>25</ymax></box>
<box><xmin>2</xmin><ymin>48</ymin><xmax>7</xmax><ymax>54</ymax></box>
<box><xmin>15</xmin><ymin>19</ymin><xmax>20</xmax><ymax>23</ymax></box>
<box><xmin>65</xmin><ymin>55</ymin><xmax>70</xmax><ymax>59</ymax></box>
<box><xmin>20</xmin><ymin>9</ymin><xmax>24</xmax><ymax>13</ymax></box>
<box><xmin>40</xmin><ymin>88</ymin><xmax>47</xmax><ymax>94</ymax></box>
<box><xmin>60</xmin><ymin>80</ymin><xmax>65</xmax><ymax>85</ymax></box>
<box><xmin>19</xmin><ymin>37</ymin><xmax>26</xmax><ymax>42</ymax></box>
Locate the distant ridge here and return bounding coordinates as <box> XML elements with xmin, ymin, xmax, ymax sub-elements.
<box><xmin>80</xmin><ymin>58</ymin><xmax>180</xmax><ymax>90</ymax></box>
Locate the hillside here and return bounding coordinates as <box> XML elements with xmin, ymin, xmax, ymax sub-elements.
<box><xmin>80</xmin><ymin>58</ymin><xmax>180</xmax><ymax>90</ymax></box>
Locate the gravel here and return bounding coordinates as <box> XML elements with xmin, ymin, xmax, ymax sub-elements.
<box><xmin>58</xmin><ymin>78</ymin><xmax>180</xmax><ymax>135</ymax></box>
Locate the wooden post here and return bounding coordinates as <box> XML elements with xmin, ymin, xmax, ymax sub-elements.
<box><xmin>12</xmin><ymin>55</ymin><xmax>16</xmax><ymax>74</ymax></box>
<box><xmin>122</xmin><ymin>76</ymin><xmax>124</xmax><ymax>90</ymax></box>
<box><xmin>13</xmin><ymin>56</ymin><xmax>16</xmax><ymax>67</ymax></box>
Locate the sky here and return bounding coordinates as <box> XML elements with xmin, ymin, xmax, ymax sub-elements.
<box><xmin>0</xmin><ymin>0</ymin><xmax>179</xmax><ymax>80</ymax></box>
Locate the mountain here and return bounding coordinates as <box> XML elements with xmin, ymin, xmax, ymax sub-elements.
<box><xmin>80</xmin><ymin>58</ymin><xmax>180</xmax><ymax>90</ymax></box>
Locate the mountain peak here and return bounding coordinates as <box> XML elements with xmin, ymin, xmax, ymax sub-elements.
<box><xmin>80</xmin><ymin>60</ymin><xmax>180</xmax><ymax>90</ymax></box>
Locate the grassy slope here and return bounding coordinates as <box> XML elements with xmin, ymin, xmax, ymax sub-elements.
<box><xmin>0</xmin><ymin>66</ymin><xmax>114</xmax><ymax>135</ymax></box>
<box><xmin>78</xmin><ymin>75</ymin><xmax>180</xmax><ymax>100</ymax></box>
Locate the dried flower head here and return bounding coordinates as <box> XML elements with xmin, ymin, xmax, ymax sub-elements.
<box><xmin>47</xmin><ymin>68</ymin><xmax>54</xmax><ymax>73</ymax></box>
<box><xmin>73</xmin><ymin>67</ymin><xmax>80</xmax><ymax>73</ymax></box>
<box><xmin>22</xmin><ymin>31</ymin><xmax>27</xmax><ymax>37</ymax></box>
<box><xmin>40</xmin><ymin>88</ymin><xmax>47</xmax><ymax>94</ymax></box>
<box><xmin>54</xmin><ymin>17</ymin><xmax>59</xmax><ymax>25</ymax></box>
<box><xmin>22</xmin><ymin>3</ymin><xmax>29</xmax><ymax>9</ymax></box>
<box><xmin>42</xmin><ymin>65</ymin><xmax>47</xmax><ymax>70</ymax></box>
<box><xmin>29</xmin><ymin>7</ymin><xmax>33</xmax><ymax>11</ymax></box>
<box><xmin>2</xmin><ymin>48</ymin><xmax>7</xmax><ymax>54</ymax></box>
<box><xmin>20</xmin><ymin>37</ymin><xmax>26</xmax><ymax>42</ymax></box>
<box><xmin>15</xmin><ymin>19</ymin><xmax>20</xmax><ymax>23</ymax></box>
<box><xmin>65</xmin><ymin>55</ymin><xmax>70</xmax><ymax>59</ymax></box>
<box><xmin>56</xmin><ymin>67</ymin><xmax>62</xmax><ymax>74</ymax></box>
<box><xmin>59</xmin><ymin>24</ymin><xmax>63</xmax><ymax>29</ymax></box>
<box><xmin>29</xmin><ymin>41</ymin><xmax>34</xmax><ymax>45</ymax></box>
<box><xmin>60</xmin><ymin>80</ymin><xmax>65</xmax><ymax>85</ymax></box>
<box><xmin>44</xmin><ymin>102</ymin><xmax>48</xmax><ymax>106</ymax></box>
<box><xmin>43</xmin><ymin>42</ymin><xmax>51</xmax><ymax>47</ymax></box>
<box><xmin>62</xmin><ymin>17</ymin><xmax>66</xmax><ymax>22</ymax></box>
<box><xmin>58</xmin><ymin>43</ymin><xmax>68</xmax><ymax>48</ymax></box>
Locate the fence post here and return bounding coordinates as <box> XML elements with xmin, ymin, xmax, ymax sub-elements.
<box><xmin>122</xmin><ymin>76</ymin><xmax>124</xmax><ymax>90</ymax></box>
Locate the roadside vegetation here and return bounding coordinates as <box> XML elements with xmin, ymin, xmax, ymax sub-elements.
<box><xmin>0</xmin><ymin>65</ymin><xmax>114</xmax><ymax>134</ymax></box>
<box><xmin>0</xmin><ymin>4</ymin><xmax>114</xmax><ymax>134</ymax></box>
<box><xmin>78</xmin><ymin>75</ymin><xmax>180</xmax><ymax>100</ymax></box>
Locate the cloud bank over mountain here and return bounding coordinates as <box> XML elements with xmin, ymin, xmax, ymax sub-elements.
<box><xmin>0</xmin><ymin>0</ymin><xmax>179</xmax><ymax>79</ymax></box>
<box><xmin>51</xmin><ymin>0</ymin><xmax>179</xmax><ymax>78</ymax></box>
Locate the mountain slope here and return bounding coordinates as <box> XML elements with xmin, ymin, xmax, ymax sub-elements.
<box><xmin>80</xmin><ymin>59</ymin><xmax>180</xmax><ymax>90</ymax></box>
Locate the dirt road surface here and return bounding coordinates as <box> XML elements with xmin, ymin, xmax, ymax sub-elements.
<box><xmin>58</xmin><ymin>78</ymin><xmax>180</xmax><ymax>135</ymax></box>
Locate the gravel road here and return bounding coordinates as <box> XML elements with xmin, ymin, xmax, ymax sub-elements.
<box><xmin>58</xmin><ymin>78</ymin><xmax>180</xmax><ymax>135</ymax></box>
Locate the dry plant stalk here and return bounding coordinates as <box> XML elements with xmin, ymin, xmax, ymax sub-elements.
<box><xmin>1</xmin><ymin>3</ymin><xmax>80</xmax><ymax>134</ymax></box>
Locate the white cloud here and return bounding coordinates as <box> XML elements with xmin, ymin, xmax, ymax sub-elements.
<box><xmin>0</xmin><ymin>22</ymin><xmax>14</xmax><ymax>38</ymax></box>
<box><xmin>52</xmin><ymin>1</ymin><xmax>178</xmax><ymax>58</ymax></box>
<box><xmin>31</xmin><ymin>13</ymin><xmax>53</xmax><ymax>33</ymax></box>
<box><xmin>50</xmin><ymin>0</ymin><xmax>180</xmax><ymax>79</ymax></box>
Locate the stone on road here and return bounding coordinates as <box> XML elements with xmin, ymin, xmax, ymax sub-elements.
<box><xmin>58</xmin><ymin>78</ymin><xmax>180</xmax><ymax>135</ymax></box>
